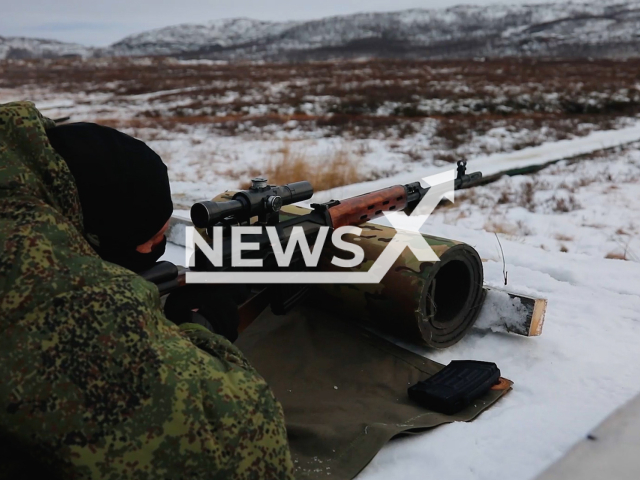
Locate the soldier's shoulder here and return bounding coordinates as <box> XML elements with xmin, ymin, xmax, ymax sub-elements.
<box><xmin>0</xmin><ymin>101</ymin><xmax>56</xmax><ymax>131</ymax></box>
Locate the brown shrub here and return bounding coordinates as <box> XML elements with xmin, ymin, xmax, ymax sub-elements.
<box><xmin>496</xmin><ymin>190</ymin><xmax>511</xmax><ymax>205</ymax></box>
<box><xmin>9</xmin><ymin>56</ymin><xmax>640</xmax><ymax>155</ymax></box>
<box><xmin>555</xmin><ymin>233</ymin><xmax>574</xmax><ymax>241</ymax></box>
<box><xmin>483</xmin><ymin>221</ymin><xmax>517</xmax><ymax>235</ymax></box>
<box><xmin>518</xmin><ymin>182</ymin><xmax>536</xmax><ymax>211</ymax></box>
<box><xmin>243</xmin><ymin>142</ymin><xmax>364</xmax><ymax>192</ymax></box>
<box><xmin>435</xmin><ymin>151</ymin><xmax>467</xmax><ymax>164</ymax></box>
<box><xmin>552</xmin><ymin>195</ymin><xmax>581</xmax><ymax>213</ymax></box>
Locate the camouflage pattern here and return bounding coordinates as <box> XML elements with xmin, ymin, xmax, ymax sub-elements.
<box><xmin>281</xmin><ymin>204</ymin><xmax>485</xmax><ymax>348</ymax></box>
<box><xmin>197</xmin><ymin>194</ymin><xmax>484</xmax><ymax>348</ymax></box>
<box><xmin>0</xmin><ymin>102</ymin><xmax>294</xmax><ymax>479</ymax></box>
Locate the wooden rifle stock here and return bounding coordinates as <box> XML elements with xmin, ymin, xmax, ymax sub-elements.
<box><xmin>325</xmin><ymin>163</ymin><xmax>481</xmax><ymax>228</ymax></box>
<box><xmin>327</xmin><ymin>185</ymin><xmax>408</xmax><ymax>228</ymax></box>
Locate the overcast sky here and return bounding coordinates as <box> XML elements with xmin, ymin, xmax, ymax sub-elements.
<box><xmin>3</xmin><ymin>0</ymin><xmax>556</xmax><ymax>46</ymax></box>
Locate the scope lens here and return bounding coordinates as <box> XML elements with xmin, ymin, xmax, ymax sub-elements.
<box><xmin>191</xmin><ymin>202</ymin><xmax>211</xmax><ymax>228</ymax></box>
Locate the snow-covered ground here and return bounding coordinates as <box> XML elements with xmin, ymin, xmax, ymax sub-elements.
<box><xmin>163</xmin><ymin>136</ymin><xmax>640</xmax><ymax>480</ymax></box>
<box><xmin>357</xmin><ymin>142</ymin><xmax>640</xmax><ymax>480</ymax></box>
<box><xmin>360</xmin><ymin>221</ymin><xmax>640</xmax><ymax>480</ymax></box>
<box><xmin>4</xmin><ymin>70</ymin><xmax>640</xmax><ymax>479</ymax></box>
<box><xmin>297</xmin><ymin>137</ymin><xmax>640</xmax><ymax>480</ymax></box>
<box><xmin>6</xmin><ymin>87</ymin><xmax>636</xmax><ymax>211</ymax></box>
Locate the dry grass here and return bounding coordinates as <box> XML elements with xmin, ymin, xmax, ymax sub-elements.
<box><xmin>555</xmin><ymin>233</ymin><xmax>574</xmax><ymax>241</ymax></box>
<box><xmin>241</xmin><ymin>142</ymin><xmax>364</xmax><ymax>192</ymax></box>
<box><xmin>483</xmin><ymin>220</ymin><xmax>518</xmax><ymax>236</ymax></box>
<box><xmin>552</xmin><ymin>195</ymin><xmax>581</xmax><ymax>213</ymax></box>
<box><xmin>605</xmin><ymin>251</ymin><xmax>628</xmax><ymax>260</ymax></box>
<box><xmin>6</xmin><ymin>57</ymin><xmax>640</xmax><ymax>110</ymax></box>
<box><xmin>5</xmin><ymin>57</ymin><xmax>639</xmax><ymax>143</ymax></box>
<box><xmin>518</xmin><ymin>182</ymin><xmax>537</xmax><ymax>211</ymax></box>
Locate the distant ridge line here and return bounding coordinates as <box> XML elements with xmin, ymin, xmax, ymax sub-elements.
<box><xmin>3</xmin><ymin>1</ymin><xmax>640</xmax><ymax>60</ymax></box>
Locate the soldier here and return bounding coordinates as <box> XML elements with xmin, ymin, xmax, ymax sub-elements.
<box><xmin>45</xmin><ymin>120</ymin><xmax>174</xmax><ymax>274</ymax></box>
<box><xmin>0</xmin><ymin>101</ymin><xmax>294</xmax><ymax>479</ymax></box>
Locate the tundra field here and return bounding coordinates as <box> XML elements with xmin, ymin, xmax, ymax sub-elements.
<box><xmin>4</xmin><ymin>57</ymin><xmax>640</xmax><ymax>480</ymax></box>
<box><xmin>2</xmin><ymin>57</ymin><xmax>640</xmax><ymax>192</ymax></box>
<box><xmin>3</xmin><ymin>57</ymin><xmax>640</xmax><ymax>257</ymax></box>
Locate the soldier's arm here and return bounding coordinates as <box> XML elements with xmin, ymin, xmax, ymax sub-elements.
<box><xmin>2</xmin><ymin>264</ymin><xmax>294</xmax><ymax>479</ymax></box>
<box><xmin>0</xmin><ymin>101</ymin><xmax>294</xmax><ymax>480</ymax></box>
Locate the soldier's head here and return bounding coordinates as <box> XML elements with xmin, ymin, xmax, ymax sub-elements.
<box><xmin>46</xmin><ymin>123</ymin><xmax>173</xmax><ymax>273</ymax></box>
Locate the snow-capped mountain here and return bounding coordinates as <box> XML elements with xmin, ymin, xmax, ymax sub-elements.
<box><xmin>3</xmin><ymin>1</ymin><xmax>640</xmax><ymax>60</ymax></box>
<box><xmin>107</xmin><ymin>18</ymin><xmax>299</xmax><ymax>57</ymax></box>
<box><xmin>105</xmin><ymin>1</ymin><xmax>640</xmax><ymax>59</ymax></box>
<box><xmin>0</xmin><ymin>36</ymin><xmax>91</xmax><ymax>59</ymax></box>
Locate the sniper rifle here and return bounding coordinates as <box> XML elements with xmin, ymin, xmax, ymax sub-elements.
<box><xmin>142</xmin><ymin>161</ymin><xmax>481</xmax><ymax>317</ymax></box>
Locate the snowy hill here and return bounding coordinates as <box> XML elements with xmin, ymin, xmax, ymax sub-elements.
<box><xmin>4</xmin><ymin>0</ymin><xmax>640</xmax><ymax>60</ymax></box>
<box><xmin>106</xmin><ymin>0</ymin><xmax>640</xmax><ymax>59</ymax></box>
<box><xmin>0</xmin><ymin>36</ymin><xmax>90</xmax><ymax>59</ymax></box>
<box><xmin>107</xmin><ymin>18</ymin><xmax>299</xmax><ymax>57</ymax></box>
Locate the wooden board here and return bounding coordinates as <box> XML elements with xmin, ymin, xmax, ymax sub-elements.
<box><xmin>483</xmin><ymin>286</ymin><xmax>547</xmax><ymax>337</ymax></box>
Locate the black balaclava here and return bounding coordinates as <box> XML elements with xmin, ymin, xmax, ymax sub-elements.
<box><xmin>46</xmin><ymin>123</ymin><xmax>173</xmax><ymax>273</ymax></box>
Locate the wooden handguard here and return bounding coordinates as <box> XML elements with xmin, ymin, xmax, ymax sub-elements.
<box><xmin>328</xmin><ymin>185</ymin><xmax>408</xmax><ymax>228</ymax></box>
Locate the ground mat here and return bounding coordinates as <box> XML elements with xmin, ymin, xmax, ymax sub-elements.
<box><xmin>236</xmin><ymin>305</ymin><xmax>512</xmax><ymax>479</ymax></box>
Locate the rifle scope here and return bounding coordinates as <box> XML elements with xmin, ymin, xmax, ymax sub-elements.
<box><xmin>191</xmin><ymin>179</ymin><xmax>313</xmax><ymax>228</ymax></box>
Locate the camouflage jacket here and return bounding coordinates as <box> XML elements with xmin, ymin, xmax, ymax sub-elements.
<box><xmin>0</xmin><ymin>102</ymin><xmax>293</xmax><ymax>479</ymax></box>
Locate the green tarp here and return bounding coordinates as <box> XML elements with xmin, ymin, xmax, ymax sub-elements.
<box><xmin>237</xmin><ymin>304</ymin><xmax>512</xmax><ymax>480</ymax></box>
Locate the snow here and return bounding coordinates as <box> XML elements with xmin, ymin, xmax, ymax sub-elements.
<box><xmin>431</xmin><ymin>151</ymin><xmax>640</xmax><ymax>260</ymax></box>
<box><xmin>159</xmin><ymin>132</ymin><xmax>640</xmax><ymax>480</ymax></box>
<box><xmin>358</xmin><ymin>215</ymin><xmax>640</xmax><ymax>480</ymax></box>
<box><xmin>17</xmin><ymin>84</ymin><xmax>636</xmax><ymax>214</ymax></box>
<box><xmin>4</xmin><ymin>0</ymin><xmax>640</xmax><ymax>59</ymax></box>
<box><xmin>0</xmin><ymin>36</ymin><xmax>90</xmax><ymax>59</ymax></box>
<box><xmin>473</xmin><ymin>290</ymin><xmax>530</xmax><ymax>334</ymax></box>
<box><xmin>352</xmin><ymin>141</ymin><xmax>640</xmax><ymax>480</ymax></box>
<box><xmin>309</xmin><ymin>122</ymin><xmax>640</xmax><ymax>203</ymax></box>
